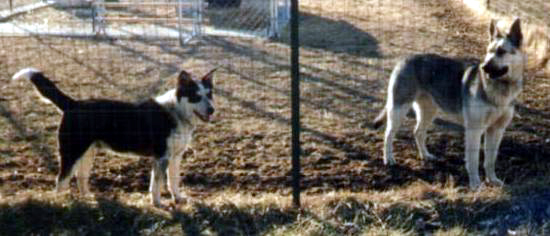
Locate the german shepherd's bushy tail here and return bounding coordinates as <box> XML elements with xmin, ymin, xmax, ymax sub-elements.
<box><xmin>370</xmin><ymin>107</ymin><xmax>387</xmax><ymax>129</ymax></box>
<box><xmin>360</xmin><ymin>107</ymin><xmax>388</xmax><ymax>130</ymax></box>
<box><xmin>12</xmin><ymin>68</ymin><xmax>76</xmax><ymax>111</ymax></box>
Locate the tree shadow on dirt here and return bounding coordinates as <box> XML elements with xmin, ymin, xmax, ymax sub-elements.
<box><xmin>0</xmin><ymin>196</ymin><xmax>165</xmax><ymax>235</ymax></box>
<box><xmin>172</xmin><ymin>202</ymin><xmax>297</xmax><ymax>235</ymax></box>
<box><xmin>14</xmin><ymin>15</ymin><xmax>385</xmax><ymax>119</ymax></box>
<box><xmin>50</xmin><ymin>3</ymin><xmax>381</xmax><ymax>58</ymax></box>
<box><xmin>0</xmin><ymin>103</ymin><xmax>57</xmax><ymax>171</ymax></box>
<box><xmin>0</xmin><ymin>195</ymin><xmax>299</xmax><ymax>235</ymax></box>
<box><xmin>277</xmin><ymin>12</ymin><xmax>381</xmax><ymax>58</ymax></box>
<box><xmin>10</xmin><ymin>17</ymin><xmax>549</xmax><ymax>197</ymax></box>
<box><xmin>330</xmin><ymin>185</ymin><xmax>550</xmax><ymax>235</ymax></box>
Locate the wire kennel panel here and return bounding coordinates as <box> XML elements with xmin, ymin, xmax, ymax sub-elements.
<box><xmin>1</xmin><ymin>0</ymin><xmax>289</xmax><ymax>42</ymax></box>
<box><xmin>92</xmin><ymin>0</ymin><xmax>202</xmax><ymax>44</ymax></box>
<box><xmin>92</xmin><ymin>0</ymin><xmax>290</xmax><ymax>41</ymax></box>
<box><xmin>200</xmin><ymin>0</ymin><xmax>290</xmax><ymax>38</ymax></box>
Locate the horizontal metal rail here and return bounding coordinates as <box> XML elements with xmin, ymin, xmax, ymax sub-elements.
<box><xmin>101</xmin><ymin>17</ymin><xmax>195</xmax><ymax>23</ymax></box>
<box><xmin>92</xmin><ymin>2</ymin><xmax>199</xmax><ymax>7</ymax></box>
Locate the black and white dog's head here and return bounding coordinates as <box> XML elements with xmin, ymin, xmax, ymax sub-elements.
<box><xmin>174</xmin><ymin>69</ymin><xmax>216</xmax><ymax>122</ymax></box>
<box><xmin>481</xmin><ymin>18</ymin><xmax>525</xmax><ymax>80</ymax></box>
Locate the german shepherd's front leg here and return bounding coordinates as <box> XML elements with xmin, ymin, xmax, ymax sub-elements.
<box><xmin>484</xmin><ymin>109</ymin><xmax>513</xmax><ymax>186</ymax></box>
<box><xmin>465</xmin><ymin>128</ymin><xmax>483</xmax><ymax>189</ymax></box>
<box><xmin>483</xmin><ymin>127</ymin><xmax>505</xmax><ymax>186</ymax></box>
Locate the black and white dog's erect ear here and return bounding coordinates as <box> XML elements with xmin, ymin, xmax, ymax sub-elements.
<box><xmin>201</xmin><ymin>68</ymin><xmax>217</xmax><ymax>88</ymax></box>
<box><xmin>177</xmin><ymin>70</ymin><xmax>194</xmax><ymax>88</ymax></box>
<box><xmin>176</xmin><ymin>70</ymin><xmax>200</xmax><ymax>102</ymax></box>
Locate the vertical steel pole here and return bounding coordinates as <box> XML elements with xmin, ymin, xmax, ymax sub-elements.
<box><xmin>269</xmin><ymin>0</ymin><xmax>278</xmax><ymax>38</ymax></box>
<box><xmin>177</xmin><ymin>0</ymin><xmax>184</xmax><ymax>46</ymax></box>
<box><xmin>290</xmin><ymin>0</ymin><xmax>300</xmax><ymax>208</ymax></box>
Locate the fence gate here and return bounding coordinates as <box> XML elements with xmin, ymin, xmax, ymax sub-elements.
<box><xmin>91</xmin><ymin>0</ymin><xmax>290</xmax><ymax>44</ymax></box>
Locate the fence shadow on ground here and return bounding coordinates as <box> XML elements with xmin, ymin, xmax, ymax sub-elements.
<box><xmin>4</xmin><ymin>5</ymin><xmax>550</xmax><ymax>197</ymax></box>
<box><xmin>8</xmin><ymin>32</ymin><xmax>549</xmax><ymax>193</ymax></box>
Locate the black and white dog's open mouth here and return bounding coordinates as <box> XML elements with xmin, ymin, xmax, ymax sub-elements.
<box><xmin>194</xmin><ymin>110</ymin><xmax>210</xmax><ymax>122</ymax></box>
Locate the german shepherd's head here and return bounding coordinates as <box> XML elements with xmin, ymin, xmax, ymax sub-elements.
<box><xmin>175</xmin><ymin>69</ymin><xmax>216</xmax><ymax>122</ymax></box>
<box><xmin>481</xmin><ymin>18</ymin><xmax>525</xmax><ymax>81</ymax></box>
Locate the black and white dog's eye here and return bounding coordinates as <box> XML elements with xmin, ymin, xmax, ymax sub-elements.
<box><xmin>188</xmin><ymin>92</ymin><xmax>201</xmax><ymax>103</ymax></box>
<box><xmin>177</xmin><ymin>85</ymin><xmax>202</xmax><ymax>103</ymax></box>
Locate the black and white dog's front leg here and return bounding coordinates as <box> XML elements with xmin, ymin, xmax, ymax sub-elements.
<box><xmin>167</xmin><ymin>152</ymin><xmax>184</xmax><ymax>204</ymax></box>
<box><xmin>150</xmin><ymin>157</ymin><xmax>168</xmax><ymax>207</ymax></box>
<box><xmin>166</xmin><ymin>133</ymin><xmax>192</xmax><ymax>205</ymax></box>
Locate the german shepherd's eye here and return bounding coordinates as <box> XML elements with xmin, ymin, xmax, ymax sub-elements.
<box><xmin>496</xmin><ymin>48</ymin><xmax>506</xmax><ymax>57</ymax></box>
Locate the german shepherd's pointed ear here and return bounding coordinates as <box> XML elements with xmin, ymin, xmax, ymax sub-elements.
<box><xmin>489</xmin><ymin>19</ymin><xmax>503</xmax><ymax>40</ymax></box>
<box><xmin>201</xmin><ymin>68</ymin><xmax>217</xmax><ymax>87</ymax></box>
<box><xmin>177</xmin><ymin>70</ymin><xmax>194</xmax><ymax>87</ymax></box>
<box><xmin>508</xmin><ymin>18</ymin><xmax>522</xmax><ymax>48</ymax></box>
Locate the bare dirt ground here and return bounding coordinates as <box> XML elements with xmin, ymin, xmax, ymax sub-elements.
<box><xmin>488</xmin><ymin>0</ymin><xmax>550</xmax><ymax>27</ymax></box>
<box><xmin>1</xmin><ymin>0</ymin><xmax>549</xmax><ymax>235</ymax></box>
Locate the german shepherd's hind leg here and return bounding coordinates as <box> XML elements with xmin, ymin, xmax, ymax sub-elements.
<box><xmin>383</xmin><ymin>103</ymin><xmax>411</xmax><ymax>165</ymax></box>
<box><xmin>412</xmin><ymin>97</ymin><xmax>438</xmax><ymax>161</ymax></box>
<box><xmin>150</xmin><ymin>157</ymin><xmax>168</xmax><ymax>207</ymax></box>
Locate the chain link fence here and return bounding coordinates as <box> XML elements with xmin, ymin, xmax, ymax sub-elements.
<box><xmin>1</xmin><ymin>0</ymin><xmax>289</xmax><ymax>43</ymax></box>
<box><xmin>0</xmin><ymin>0</ymin><xmax>42</xmax><ymax>11</ymax></box>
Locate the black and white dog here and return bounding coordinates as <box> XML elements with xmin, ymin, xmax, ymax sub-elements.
<box><xmin>12</xmin><ymin>68</ymin><xmax>216</xmax><ymax>206</ymax></box>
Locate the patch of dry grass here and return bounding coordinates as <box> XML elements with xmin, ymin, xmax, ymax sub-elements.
<box><xmin>2</xmin><ymin>182</ymin><xmax>550</xmax><ymax>235</ymax></box>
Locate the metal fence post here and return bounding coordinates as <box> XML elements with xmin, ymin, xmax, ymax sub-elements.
<box><xmin>177</xmin><ymin>0</ymin><xmax>184</xmax><ymax>46</ymax></box>
<box><xmin>192</xmin><ymin>0</ymin><xmax>203</xmax><ymax>38</ymax></box>
<box><xmin>268</xmin><ymin>0</ymin><xmax>278</xmax><ymax>38</ymax></box>
<box><xmin>290</xmin><ymin>0</ymin><xmax>300</xmax><ymax>209</ymax></box>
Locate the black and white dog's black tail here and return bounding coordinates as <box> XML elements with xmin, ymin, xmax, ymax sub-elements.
<box><xmin>12</xmin><ymin>68</ymin><xmax>76</xmax><ymax>111</ymax></box>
